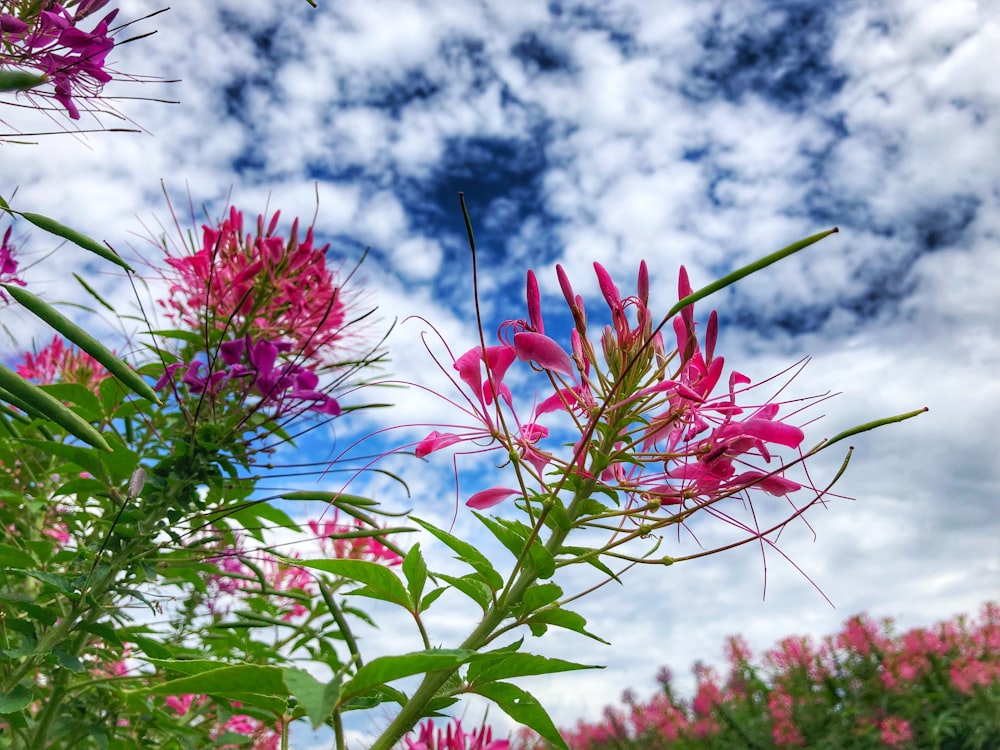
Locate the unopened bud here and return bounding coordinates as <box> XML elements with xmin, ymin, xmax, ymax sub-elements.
<box><xmin>127</xmin><ymin>467</ymin><xmax>147</xmax><ymax>500</ymax></box>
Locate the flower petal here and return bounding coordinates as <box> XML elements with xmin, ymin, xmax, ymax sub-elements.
<box><xmin>513</xmin><ymin>331</ymin><xmax>574</xmax><ymax>376</ymax></box>
<box><xmin>467</xmin><ymin>487</ymin><xmax>520</xmax><ymax>510</ymax></box>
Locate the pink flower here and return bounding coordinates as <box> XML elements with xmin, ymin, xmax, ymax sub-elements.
<box><xmin>17</xmin><ymin>335</ymin><xmax>109</xmax><ymax>389</ymax></box>
<box><xmin>405</xmin><ymin>718</ymin><xmax>508</xmax><ymax>750</ymax></box>
<box><xmin>1</xmin><ymin>4</ymin><xmax>119</xmax><ymax>119</ymax></box>
<box><xmin>160</xmin><ymin>207</ymin><xmax>350</xmax><ymax>366</ymax></box>
<box><xmin>154</xmin><ymin>334</ymin><xmax>341</xmax><ymax>417</ymax></box>
<box><xmin>1</xmin><ymin>226</ymin><xmax>26</xmax><ymax>301</ymax></box>
<box><xmin>164</xmin><ymin>694</ymin><xmax>197</xmax><ymax>715</ymax></box>
<box><xmin>878</xmin><ymin>716</ymin><xmax>913</xmax><ymax>747</ymax></box>
<box><xmin>308</xmin><ymin>514</ymin><xmax>402</xmax><ymax>565</ymax></box>
<box><xmin>467</xmin><ymin>487</ymin><xmax>520</xmax><ymax>510</ymax></box>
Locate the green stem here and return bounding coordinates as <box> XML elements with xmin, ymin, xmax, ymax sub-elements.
<box><xmin>368</xmin><ymin>481</ymin><xmax>596</xmax><ymax>750</ymax></box>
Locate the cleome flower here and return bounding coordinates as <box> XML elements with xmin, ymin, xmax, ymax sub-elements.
<box><xmin>405</xmin><ymin>718</ymin><xmax>508</xmax><ymax>750</ymax></box>
<box><xmin>153</xmin><ymin>333</ymin><xmax>341</xmax><ymax>418</ymax></box>
<box><xmin>17</xmin><ymin>334</ymin><xmax>109</xmax><ymax>389</ymax></box>
<box><xmin>415</xmin><ymin>260</ymin><xmax>815</xmax><ymax>524</ymax></box>
<box><xmin>160</xmin><ymin>206</ymin><xmax>350</xmax><ymax>367</ymax></box>
<box><xmin>0</xmin><ymin>1</ymin><xmax>119</xmax><ymax>120</ymax></box>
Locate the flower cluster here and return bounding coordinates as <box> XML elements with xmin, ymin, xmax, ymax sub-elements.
<box><xmin>406</xmin><ymin>718</ymin><xmax>509</xmax><ymax>750</ymax></box>
<box><xmin>205</xmin><ymin>538</ymin><xmax>314</xmax><ymax>622</ymax></box>
<box><xmin>154</xmin><ymin>333</ymin><xmax>341</xmax><ymax>417</ymax></box>
<box><xmin>163</xmin><ymin>694</ymin><xmax>279</xmax><ymax>750</ymax></box>
<box><xmin>16</xmin><ymin>334</ymin><xmax>109</xmax><ymax>389</ymax></box>
<box><xmin>0</xmin><ymin>0</ymin><xmax>117</xmax><ymax>119</ymax></box>
<box><xmin>417</xmin><ymin>261</ymin><xmax>814</xmax><ymax>550</ymax></box>
<box><xmin>161</xmin><ymin>207</ymin><xmax>349</xmax><ymax>366</ymax></box>
<box><xmin>520</xmin><ymin>601</ymin><xmax>1000</xmax><ymax>749</ymax></box>
<box><xmin>309</xmin><ymin>512</ymin><xmax>402</xmax><ymax>565</ymax></box>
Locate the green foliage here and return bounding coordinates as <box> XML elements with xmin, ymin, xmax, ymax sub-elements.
<box><xmin>524</xmin><ymin>604</ymin><xmax>1000</xmax><ymax>750</ymax></box>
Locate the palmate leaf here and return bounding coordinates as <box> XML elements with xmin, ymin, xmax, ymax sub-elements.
<box><xmin>474</xmin><ymin>512</ymin><xmax>555</xmax><ymax>579</ymax></box>
<box><xmin>432</xmin><ymin>571</ymin><xmax>492</xmax><ymax>611</ymax></box>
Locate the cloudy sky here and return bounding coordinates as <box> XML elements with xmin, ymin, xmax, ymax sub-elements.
<box><xmin>2</xmin><ymin>0</ymin><xmax>999</xmax><ymax>746</ymax></box>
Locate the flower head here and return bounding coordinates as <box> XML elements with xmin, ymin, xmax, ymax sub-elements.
<box><xmin>416</xmin><ymin>261</ymin><xmax>815</xmax><ymax>529</ymax></box>
<box><xmin>405</xmin><ymin>718</ymin><xmax>508</xmax><ymax>750</ymax></box>
<box><xmin>161</xmin><ymin>207</ymin><xmax>351</xmax><ymax>366</ymax></box>
<box><xmin>0</xmin><ymin>2</ymin><xmax>118</xmax><ymax>120</ymax></box>
<box><xmin>17</xmin><ymin>335</ymin><xmax>109</xmax><ymax>389</ymax></box>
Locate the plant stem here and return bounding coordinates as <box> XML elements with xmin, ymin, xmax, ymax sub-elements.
<box><xmin>368</xmin><ymin>480</ymin><xmax>596</xmax><ymax>750</ymax></box>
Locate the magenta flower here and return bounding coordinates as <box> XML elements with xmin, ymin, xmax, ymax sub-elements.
<box><xmin>17</xmin><ymin>335</ymin><xmax>109</xmax><ymax>389</ymax></box>
<box><xmin>1</xmin><ymin>3</ymin><xmax>118</xmax><ymax>120</ymax></box>
<box><xmin>466</xmin><ymin>487</ymin><xmax>520</xmax><ymax>510</ymax></box>
<box><xmin>405</xmin><ymin>718</ymin><xmax>508</xmax><ymax>750</ymax></box>
<box><xmin>1</xmin><ymin>226</ymin><xmax>26</xmax><ymax>302</ymax></box>
<box><xmin>308</xmin><ymin>513</ymin><xmax>402</xmax><ymax>565</ymax></box>
<box><xmin>161</xmin><ymin>207</ymin><xmax>351</xmax><ymax>366</ymax></box>
<box><xmin>154</xmin><ymin>334</ymin><xmax>341</xmax><ymax>417</ymax></box>
<box><xmin>204</xmin><ymin>536</ymin><xmax>314</xmax><ymax>622</ymax></box>
<box><xmin>414</xmin><ymin>260</ymin><xmax>812</xmax><ymax>522</ymax></box>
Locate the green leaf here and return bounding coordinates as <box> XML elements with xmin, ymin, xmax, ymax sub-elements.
<box><xmin>21</xmin><ymin>439</ymin><xmax>103</xmax><ymax>477</ymax></box>
<box><xmin>0</xmin><ymin>364</ymin><xmax>110</xmax><ymax>450</ymax></box>
<box><xmin>54</xmin><ymin>649</ymin><xmax>85</xmax><ymax>672</ymax></box>
<box><xmin>283</xmin><ymin>667</ymin><xmax>340</xmax><ymax>730</ymax></box>
<box><xmin>473</xmin><ymin>512</ymin><xmax>524</xmax><ymax>561</ymax></box>
<box><xmin>467</xmin><ymin>652</ymin><xmax>598</xmax><ymax>684</ymax></box>
<box><xmin>526</xmin><ymin>608</ymin><xmax>609</xmax><ymax>644</ymax></box>
<box><xmin>297</xmin><ymin>559</ymin><xmax>410</xmax><ymax>609</ymax></box>
<box><xmin>471</xmin><ymin>681</ymin><xmax>567</xmax><ymax>750</ymax></box>
<box><xmin>342</xmin><ymin>650</ymin><xmax>476</xmax><ymax>699</ymax></box>
<box><xmin>402</xmin><ymin>543</ymin><xmax>427</xmax><ymax>607</ymax></box>
<box><xmin>559</xmin><ymin>546</ymin><xmax>622</xmax><ymax>583</ymax></box>
<box><xmin>521</xmin><ymin>583</ymin><xmax>563</xmax><ymax>614</ymax></box>
<box><xmin>475</xmin><ymin>513</ymin><xmax>555</xmax><ymax>579</ymax></box>
<box><xmin>433</xmin><ymin>572</ymin><xmax>492</xmax><ymax>611</ymax></box>
<box><xmin>134</xmin><ymin>663</ymin><xmax>288</xmax><ymax>698</ymax></box>
<box><xmin>227</xmin><ymin>501</ymin><xmax>302</xmax><ymax>537</ymax></box>
<box><xmin>16</xmin><ymin>211</ymin><xmax>135</xmax><ymax>272</ymax></box>
<box><xmin>23</xmin><ymin>570</ymin><xmax>77</xmax><ymax>595</ymax></box>
<box><xmin>339</xmin><ymin>684</ymin><xmax>408</xmax><ymax>712</ymax></box>
<box><xmin>411</xmin><ymin>516</ymin><xmax>503</xmax><ymax>590</ymax></box>
<box><xmin>75</xmin><ymin>621</ymin><xmax>123</xmax><ymax>647</ymax></box>
<box><xmin>0</xmin><ymin>544</ymin><xmax>35</xmax><ymax>568</ymax></box>
<box><xmin>419</xmin><ymin>587</ymin><xmax>447</xmax><ymax>611</ymax></box>
<box><xmin>0</xmin><ymin>684</ymin><xmax>32</xmax><ymax>714</ymax></box>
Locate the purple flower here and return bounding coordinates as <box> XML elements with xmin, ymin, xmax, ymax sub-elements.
<box><xmin>1</xmin><ymin>227</ymin><xmax>27</xmax><ymax>302</ymax></box>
